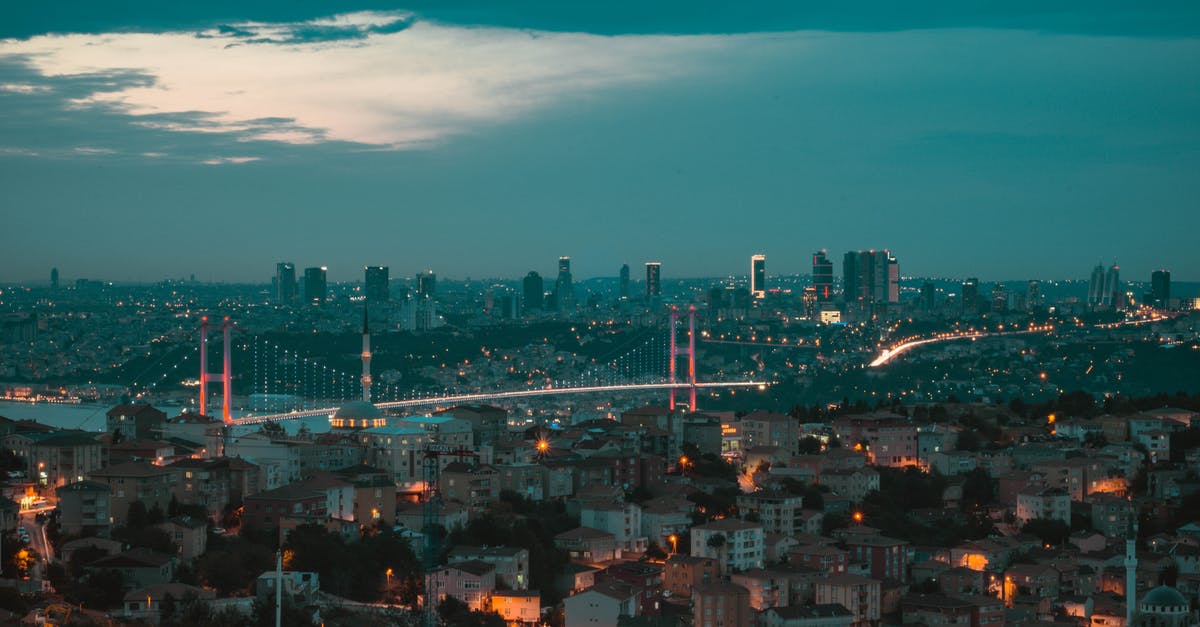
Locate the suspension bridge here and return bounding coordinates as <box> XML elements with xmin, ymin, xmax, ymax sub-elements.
<box><xmin>132</xmin><ymin>307</ymin><xmax>768</xmax><ymax>426</ymax></box>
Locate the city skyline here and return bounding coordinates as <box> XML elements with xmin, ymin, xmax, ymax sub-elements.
<box><xmin>1</xmin><ymin>4</ymin><xmax>1197</xmax><ymax>283</ymax></box>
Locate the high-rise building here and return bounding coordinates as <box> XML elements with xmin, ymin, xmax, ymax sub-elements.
<box><xmin>961</xmin><ymin>278</ymin><xmax>979</xmax><ymax>314</ymax></box>
<box><xmin>920</xmin><ymin>281</ymin><xmax>936</xmax><ymax>310</ymax></box>
<box><xmin>812</xmin><ymin>250</ymin><xmax>833</xmax><ymax>302</ymax></box>
<box><xmin>364</xmin><ymin>266</ymin><xmax>389</xmax><ymax>302</ymax></box>
<box><xmin>619</xmin><ymin>264</ymin><xmax>630</xmax><ymax>299</ymax></box>
<box><xmin>1103</xmin><ymin>264</ymin><xmax>1120</xmax><ymax>308</ymax></box>
<box><xmin>275</xmin><ymin>262</ymin><xmax>296</xmax><ymax>304</ymax></box>
<box><xmin>645</xmin><ymin>262</ymin><xmax>662</xmax><ymax>299</ymax></box>
<box><xmin>842</xmin><ymin>250</ymin><xmax>899</xmax><ymax>308</ymax></box>
<box><xmin>1088</xmin><ymin>264</ymin><xmax>1106</xmax><ymax>306</ymax></box>
<box><xmin>1151</xmin><ymin>270</ymin><xmax>1171</xmax><ymax>308</ymax></box>
<box><xmin>750</xmin><ymin>254</ymin><xmax>766</xmax><ymax>299</ymax></box>
<box><xmin>303</xmin><ymin>266</ymin><xmax>327</xmax><ymax>304</ymax></box>
<box><xmin>1027</xmin><ymin>280</ymin><xmax>1044</xmax><ymax>311</ymax></box>
<box><xmin>522</xmin><ymin>271</ymin><xmax>543</xmax><ymax>314</ymax></box>
<box><xmin>556</xmin><ymin>256</ymin><xmax>574</xmax><ymax>313</ymax></box>
<box><xmin>50</xmin><ymin>268</ymin><xmax>59</xmax><ymax>290</ymax></box>
<box><xmin>416</xmin><ymin>270</ymin><xmax>436</xmax><ymax>298</ymax></box>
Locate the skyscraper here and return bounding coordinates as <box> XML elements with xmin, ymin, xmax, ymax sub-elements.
<box><xmin>1103</xmin><ymin>264</ymin><xmax>1120</xmax><ymax>308</ymax></box>
<box><xmin>50</xmin><ymin>267</ymin><xmax>58</xmax><ymax>290</ymax></box>
<box><xmin>645</xmin><ymin>262</ymin><xmax>661</xmax><ymax>299</ymax></box>
<box><xmin>812</xmin><ymin>250</ymin><xmax>833</xmax><ymax>301</ymax></box>
<box><xmin>364</xmin><ymin>266</ymin><xmax>389</xmax><ymax>302</ymax></box>
<box><xmin>416</xmin><ymin>270</ymin><xmax>436</xmax><ymax>298</ymax></box>
<box><xmin>556</xmin><ymin>256</ymin><xmax>574</xmax><ymax>313</ymax></box>
<box><xmin>961</xmin><ymin>278</ymin><xmax>979</xmax><ymax>314</ymax></box>
<box><xmin>523</xmin><ymin>271</ymin><xmax>544</xmax><ymax>313</ymax></box>
<box><xmin>920</xmin><ymin>281</ymin><xmax>936</xmax><ymax>310</ymax></box>
<box><xmin>842</xmin><ymin>250</ymin><xmax>899</xmax><ymax>308</ymax></box>
<box><xmin>1151</xmin><ymin>270</ymin><xmax>1171</xmax><ymax>307</ymax></box>
<box><xmin>1027</xmin><ymin>280</ymin><xmax>1044</xmax><ymax>311</ymax></box>
<box><xmin>303</xmin><ymin>266</ymin><xmax>327</xmax><ymax>304</ymax></box>
<box><xmin>1088</xmin><ymin>264</ymin><xmax>1106</xmax><ymax>306</ymax></box>
<box><xmin>619</xmin><ymin>264</ymin><xmax>630</xmax><ymax>299</ymax></box>
<box><xmin>750</xmin><ymin>254</ymin><xmax>766</xmax><ymax>299</ymax></box>
<box><xmin>275</xmin><ymin>262</ymin><xmax>296</xmax><ymax>304</ymax></box>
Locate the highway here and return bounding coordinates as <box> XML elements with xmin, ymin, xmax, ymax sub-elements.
<box><xmin>868</xmin><ymin>325</ymin><xmax>1054</xmax><ymax>368</ymax></box>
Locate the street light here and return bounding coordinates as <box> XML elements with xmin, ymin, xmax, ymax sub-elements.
<box><xmin>386</xmin><ymin>568</ymin><xmax>394</xmax><ymax>599</ymax></box>
<box><xmin>668</xmin><ymin>535</ymin><xmax>678</xmax><ymax>555</ymax></box>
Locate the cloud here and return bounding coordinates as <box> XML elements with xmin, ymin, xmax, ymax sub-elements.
<box><xmin>201</xmin><ymin>156</ymin><xmax>260</xmax><ymax>165</ymax></box>
<box><xmin>0</xmin><ymin>82</ymin><xmax>48</xmax><ymax>94</ymax></box>
<box><xmin>0</xmin><ymin>11</ymin><xmax>743</xmax><ymax>150</ymax></box>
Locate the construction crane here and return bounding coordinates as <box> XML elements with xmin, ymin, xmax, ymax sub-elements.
<box><xmin>421</xmin><ymin>444</ymin><xmax>479</xmax><ymax>627</ymax></box>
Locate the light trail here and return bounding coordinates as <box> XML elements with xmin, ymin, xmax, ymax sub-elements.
<box><xmin>868</xmin><ymin>326</ymin><xmax>1054</xmax><ymax>368</ymax></box>
<box><xmin>231</xmin><ymin>380</ymin><xmax>769</xmax><ymax>425</ymax></box>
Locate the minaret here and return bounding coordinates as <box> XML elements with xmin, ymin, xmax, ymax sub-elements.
<box><xmin>361</xmin><ymin>306</ymin><xmax>372</xmax><ymax>403</ymax></box>
<box><xmin>1126</xmin><ymin>518</ymin><xmax>1138</xmax><ymax>626</ymax></box>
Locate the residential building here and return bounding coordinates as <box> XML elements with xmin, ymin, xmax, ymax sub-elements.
<box><xmin>761</xmin><ymin>605</ymin><xmax>853</xmax><ymax>627</ymax></box>
<box><xmin>563</xmin><ymin>581</ymin><xmax>639</xmax><ymax>627</ymax></box>
<box><xmin>690</xmin><ymin>519</ymin><xmax>765</xmax><ymax>574</ymax></box>
<box><xmin>844</xmin><ymin>534</ymin><xmax>909</xmax><ymax>582</ymax></box>
<box><xmin>106</xmin><ymin>404</ymin><xmax>167</xmax><ymax>441</ymax></box>
<box><xmin>57</xmin><ymin>480</ymin><xmax>111</xmax><ymax>536</ymax></box>
<box><xmin>1016</xmin><ymin>487</ymin><xmax>1070</xmax><ymax>526</ymax></box>
<box><xmin>88</xmin><ymin>461</ymin><xmax>176</xmax><ymax>524</ymax></box>
<box><xmin>122</xmin><ymin>583</ymin><xmax>214</xmax><ymax>624</ymax></box>
<box><xmin>158</xmin><ymin>516</ymin><xmax>208</xmax><ymax>561</ymax></box>
<box><xmin>741</xmin><ymin>411</ymin><xmax>798</xmax><ymax>451</ymax></box>
<box><xmin>556</xmin><ymin>527</ymin><xmax>618</xmax><ymax>564</ymax></box>
<box><xmin>448</xmin><ymin>546</ymin><xmax>530</xmax><ymax>590</ymax></box>
<box><xmin>426</xmin><ymin>560</ymin><xmax>496</xmax><ymax>612</ymax></box>
<box><xmin>242</xmin><ymin>484</ymin><xmax>327</xmax><ymax>532</ymax></box>
<box><xmin>737</xmin><ymin>492</ymin><xmax>804</xmax><ymax>536</ymax></box>
<box><xmin>815</xmin><ymin>575</ymin><xmax>881</xmax><ymax>627</ymax></box>
<box><xmin>581</xmin><ymin>501</ymin><xmax>646</xmax><ymax>554</ymax></box>
<box><xmin>693</xmin><ymin>582</ymin><xmax>751</xmax><ymax>627</ymax></box>
<box><xmin>85</xmin><ymin>548</ymin><xmax>175</xmax><ymax>590</ymax></box>
<box><xmin>664</xmin><ymin>555</ymin><xmax>719</xmax><ymax>598</ymax></box>
<box><xmin>492</xmin><ymin>590</ymin><xmax>541</xmax><ymax>624</ymax></box>
<box><xmin>441</xmin><ymin>462</ymin><xmax>500</xmax><ymax>511</ymax></box>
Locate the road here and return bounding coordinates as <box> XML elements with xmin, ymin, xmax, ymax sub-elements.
<box><xmin>18</xmin><ymin>509</ymin><xmax>52</xmax><ymax>586</ymax></box>
<box><xmin>868</xmin><ymin>325</ymin><xmax>1054</xmax><ymax>368</ymax></box>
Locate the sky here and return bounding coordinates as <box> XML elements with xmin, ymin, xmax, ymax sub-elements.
<box><xmin>1</xmin><ymin>2</ymin><xmax>1198</xmax><ymax>284</ymax></box>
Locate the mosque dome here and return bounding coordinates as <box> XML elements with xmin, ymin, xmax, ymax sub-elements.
<box><xmin>1140</xmin><ymin>585</ymin><xmax>1187</xmax><ymax>610</ymax></box>
<box><xmin>333</xmin><ymin>400</ymin><xmax>382</xmax><ymax>420</ymax></box>
<box><xmin>331</xmin><ymin>400</ymin><xmax>385</xmax><ymax>430</ymax></box>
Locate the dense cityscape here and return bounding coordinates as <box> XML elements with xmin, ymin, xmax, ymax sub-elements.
<box><xmin>0</xmin><ymin>251</ymin><xmax>1198</xmax><ymax>627</ymax></box>
<box><xmin>3</xmin><ymin>3</ymin><xmax>1199</xmax><ymax>627</ymax></box>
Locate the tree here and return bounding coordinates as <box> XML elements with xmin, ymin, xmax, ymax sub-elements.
<box><xmin>706</xmin><ymin>533</ymin><xmax>726</xmax><ymax>549</ymax></box>
<box><xmin>797</xmin><ymin>436</ymin><xmax>823</xmax><ymax>454</ymax></box>
<box><xmin>1021</xmin><ymin>518</ymin><xmax>1070</xmax><ymax>547</ymax></box>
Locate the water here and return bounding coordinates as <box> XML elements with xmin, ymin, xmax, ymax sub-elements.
<box><xmin>0</xmin><ymin>400</ymin><xmax>329</xmax><ymax>435</ymax></box>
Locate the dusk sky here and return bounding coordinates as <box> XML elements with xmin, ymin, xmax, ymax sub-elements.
<box><xmin>1</xmin><ymin>2</ymin><xmax>1198</xmax><ymax>284</ymax></box>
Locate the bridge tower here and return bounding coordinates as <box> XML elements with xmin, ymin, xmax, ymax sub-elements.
<box><xmin>669</xmin><ymin>305</ymin><xmax>698</xmax><ymax>412</ymax></box>
<box><xmin>198</xmin><ymin>316</ymin><xmax>234</xmax><ymax>424</ymax></box>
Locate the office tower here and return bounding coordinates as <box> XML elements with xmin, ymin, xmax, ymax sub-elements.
<box><xmin>645</xmin><ymin>262</ymin><xmax>662</xmax><ymax>299</ymax></box>
<box><xmin>1103</xmin><ymin>264</ymin><xmax>1120</xmax><ymax>307</ymax></box>
<box><xmin>812</xmin><ymin>250</ymin><xmax>833</xmax><ymax>302</ymax></box>
<box><xmin>991</xmin><ymin>283</ymin><xmax>1008</xmax><ymax>312</ymax></box>
<box><xmin>920</xmin><ymin>281</ymin><xmax>936</xmax><ymax>310</ymax></box>
<box><xmin>303</xmin><ymin>266</ymin><xmax>327</xmax><ymax>304</ymax></box>
<box><xmin>961</xmin><ymin>277</ymin><xmax>979</xmax><ymax>314</ymax></box>
<box><xmin>523</xmin><ymin>271</ymin><xmax>543</xmax><ymax>313</ymax></box>
<box><xmin>750</xmin><ymin>254</ymin><xmax>766</xmax><ymax>299</ymax></box>
<box><xmin>556</xmin><ymin>256</ymin><xmax>574</xmax><ymax>313</ymax></box>
<box><xmin>416</xmin><ymin>270</ymin><xmax>436</xmax><ymax>298</ymax></box>
<box><xmin>364</xmin><ymin>266</ymin><xmax>389</xmax><ymax>302</ymax></box>
<box><xmin>619</xmin><ymin>264</ymin><xmax>630</xmax><ymax>299</ymax></box>
<box><xmin>275</xmin><ymin>262</ymin><xmax>296</xmax><ymax>303</ymax></box>
<box><xmin>1151</xmin><ymin>270</ymin><xmax>1171</xmax><ymax>307</ymax></box>
<box><xmin>50</xmin><ymin>268</ymin><xmax>58</xmax><ymax>290</ymax></box>
<box><xmin>1027</xmin><ymin>280</ymin><xmax>1044</xmax><ymax>311</ymax></box>
<box><xmin>1088</xmin><ymin>264</ymin><xmax>1105</xmax><ymax>306</ymax></box>
<box><xmin>842</xmin><ymin>250</ymin><xmax>899</xmax><ymax>307</ymax></box>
